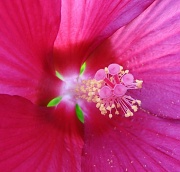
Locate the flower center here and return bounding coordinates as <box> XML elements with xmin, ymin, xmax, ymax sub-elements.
<box><xmin>75</xmin><ymin>63</ymin><xmax>143</xmax><ymax>118</ymax></box>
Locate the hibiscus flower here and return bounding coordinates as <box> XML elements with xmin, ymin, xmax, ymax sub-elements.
<box><xmin>0</xmin><ymin>0</ymin><xmax>180</xmax><ymax>171</ymax></box>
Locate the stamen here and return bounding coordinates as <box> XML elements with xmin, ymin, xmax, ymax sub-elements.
<box><xmin>75</xmin><ymin>63</ymin><xmax>143</xmax><ymax>118</ymax></box>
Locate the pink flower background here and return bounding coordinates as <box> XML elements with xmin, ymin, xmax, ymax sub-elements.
<box><xmin>0</xmin><ymin>0</ymin><xmax>180</xmax><ymax>171</ymax></box>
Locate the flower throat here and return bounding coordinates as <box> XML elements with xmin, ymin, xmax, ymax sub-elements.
<box><xmin>75</xmin><ymin>63</ymin><xmax>143</xmax><ymax>118</ymax></box>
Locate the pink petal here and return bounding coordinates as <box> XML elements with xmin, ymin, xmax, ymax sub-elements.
<box><xmin>0</xmin><ymin>94</ymin><xmax>83</xmax><ymax>171</ymax></box>
<box><xmin>85</xmin><ymin>0</ymin><xmax>180</xmax><ymax>118</ymax></box>
<box><xmin>53</xmin><ymin>0</ymin><xmax>155</xmax><ymax>75</ymax></box>
<box><xmin>82</xmin><ymin>108</ymin><xmax>180</xmax><ymax>171</ymax></box>
<box><xmin>0</xmin><ymin>1</ymin><xmax>61</xmax><ymax>105</ymax></box>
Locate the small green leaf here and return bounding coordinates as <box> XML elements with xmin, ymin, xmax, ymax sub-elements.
<box><xmin>56</xmin><ymin>71</ymin><xmax>64</xmax><ymax>80</ymax></box>
<box><xmin>80</xmin><ymin>62</ymin><xmax>86</xmax><ymax>75</ymax></box>
<box><xmin>47</xmin><ymin>97</ymin><xmax>62</xmax><ymax>107</ymax></box>
<box><xmin>75</xmin><ymin>104</ymin><xmax>84</xmax><ymax>123</ymax></box>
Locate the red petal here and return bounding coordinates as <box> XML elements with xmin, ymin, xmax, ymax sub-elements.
<box><xmin>82</xmin><ymin>108</ymin><xmax>180</xmax><ymax>171</ymax></box>
<box><xmin>0</xmin><ymin>95</ymin><xmax>83</xmax><ymax>171</ymax></box>
<box><xmin>85</xmin><ymin>0</ymin><xmax>180</xmax><ymax>119</ymax></box>
<box><xmin>0</xmin><ymin>1</ymin><xmax>61</xmax><ymax>105</ymax></box>
<box><xmin>53</xmin><ymin>0</ymin><xmax>155</xmax><ymax>75</ymax></box>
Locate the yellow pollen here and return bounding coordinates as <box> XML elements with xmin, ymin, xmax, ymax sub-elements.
<box><xmin>136</xmin><ymin>100</ymin><xmax>141</xmax><ymax>106</ymax></box>
<box><xmin>115</xmin><ymin>111</ymin><xmax>119</xmax><ymax>115</ymax></box>
<box><xmin>109</xmin><ymin>114</ymin><xmax>113</xmax><ymax>118</ymax></box>
<box><xmin>132</xmin><ymin>105</ymin><xmax>138</xmax><ymax>112</ymax></box>
<box><xmin>117</xmin><ymin>103</ymin><xmax>121</xmax><ymax>108</ymax></box>
<box><xmin>125</xmin><ymin>70</ymin><xmax>129</xmax><ymax>73</ymax></box>
<box><xmin>96</xmin><ymin>103</ymin><xmax>101</xmax><ymax>108</ymax></box>
<box><xmin>111</xmin><ymin>104</ymin><xmax>115</xmax><ymax>108</ymax></box>
<box><xmin>105</xmin><ymin>67</ymin><xmax>109</xmax><ymax>73</ymax></box>
<box><xmin>125</xmin><ymin>110</ymin><xmax>133</xmax><ymax>117</ymax></box>
<box><xmin>136</xmin><ymin>80</ymin><xmax>143</xmax><ymax>88</ymax></box>
<box><xmin>106</xmin><ymin>106</ymin><xmax>111</xmax><ymax>111</ymax></box>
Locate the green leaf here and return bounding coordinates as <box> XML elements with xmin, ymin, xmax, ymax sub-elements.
<box><xmin>56</xmin><ymin>71</ymin><xmax>64</xmax><ymax>80</ymax></box>
<box><xmin>80</xmin><ymin>62</ymin><xmax>86</xmax><ymax>75</ymax></box>
<box><xmin>47</xmin><ymin>97</ymin><xmax>62</xmax><ymax>107</ymax></box>
<box><xmin>75</xmin><ymin>104</ymin><xmax>84</xmax><ymax>123</ymax></box>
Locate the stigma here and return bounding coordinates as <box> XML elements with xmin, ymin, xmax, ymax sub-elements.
<box><xmin>75</xmin><ymin>63</ymin><xmax>143</xmax><ymax>118</ymax></box>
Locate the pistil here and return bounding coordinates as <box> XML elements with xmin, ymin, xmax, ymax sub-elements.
<box><xmin>75</xmin><ymin>63</ymin><xmax>143</xmax><ymax>118</ymax></box>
